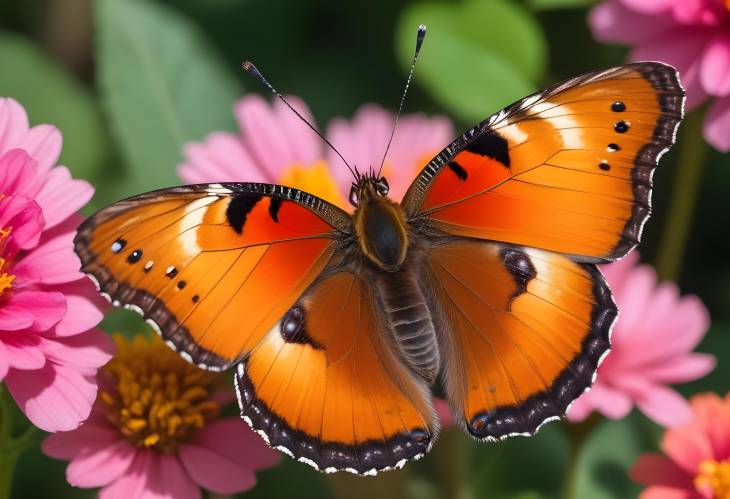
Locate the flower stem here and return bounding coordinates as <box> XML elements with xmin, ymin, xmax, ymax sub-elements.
<box><xmin>563</xmin><ymin>414</ymin><xmax>603</xmax><ymax>499</ymax></box>
<box><xmin>0</xmin><ymin>384</ymin><xmax>43</xmax><ymax>499</ymax></box>
<box><xmin>655</xmin><ymin>110</ymin><xmax>707</xmax><ymax>281</ymax></box>
<box><xmin>433</xmin><ymin>427</ymin><xmax>468</xmax><ymax>499</ymax></box>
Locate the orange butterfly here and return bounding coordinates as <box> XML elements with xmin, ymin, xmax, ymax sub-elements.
<box><xmin>74</xmin><ymin>27</ymin><xmax>684</xmax><ymax>475</ymax></box>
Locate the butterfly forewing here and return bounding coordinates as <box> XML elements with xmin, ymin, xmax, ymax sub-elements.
<box><xmin>74</xmin><ymin>183</ymin><xmax>349</xmax><ymax>371</ymax></box>
<box><xmin>403</xmin><ymin>62</ymin><xmax>684</xmax><ymax>262</ymax></box>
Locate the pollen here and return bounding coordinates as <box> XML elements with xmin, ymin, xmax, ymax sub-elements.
<box><xmin>0</xmin><ymin>226</ymin><xmax>16</xmax><ymax>299</ymax></box>
<box><xmin>99</xmin><ymin>334</ymin><xmax>223</xmax><ymax>453</ymax></box>
<box><xmin>277</xmin><ymin>160</ymin><xmax>348</xmax><ymax>209</ymax></box>
<box><xmin>695</xmin><ymin>459</ymin><xmax>730</xmax><ymax>498</ymax></box>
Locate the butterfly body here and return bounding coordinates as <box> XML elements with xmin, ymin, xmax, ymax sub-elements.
<box><xmin>75</xmin><ymin>62</ymin><xmax>684</xmax><ymax>475</ymax></box>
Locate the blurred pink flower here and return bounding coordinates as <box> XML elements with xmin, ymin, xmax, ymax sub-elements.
<box><xmin>568</xmin><ymin>252</ymin><xmax>715</xmax><ymax>427</ymax></box>
<box><xmin>44</xmin><ymin>334</ymin><xmax>279</xmax><ymax>499</ymax></box>
<box><xmin>630</xmin><ymin>392</ymin><xmax>730</xmax><ymax>498</ymax></box>
<box><xmin>0</xmin><ymin>97</ymin><xmax>113</xmax><ymax>432</ymax></box>
<box><xmin>589</xmin><ymin>0</ymin><xmax>730</xmax><ymax>151</ymax></box>
<box><xmin>178</xmin><ymin>94</ymin><xmax>454</xmax><ymax>208</ymax></box>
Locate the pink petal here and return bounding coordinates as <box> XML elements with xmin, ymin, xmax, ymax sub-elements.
<box><xmin>566</xmin><ymin>391</ymin><xmax>594</xmax><ymax>422</ymax></box>
<box><xmin>589</xmin><ymin>0</ymin><xmax>677</xmax><ymax>45</ymax></box>
<box><xmin>630</xmin><ymin>453</ymin><xmax>694</xmax><ymax>489</ymax></box>
<box><xmin>0</xmin><ymin>194</ymin><xmax>44</xmax><ymax>252</ymax></box>
<box><xmin>619</xmin><ymin>379</ymin><xmax>693</xmax><ymax>427</ymax></box>
<box><xmin>188</xmin><ymin>418</ymin><xmax>280</xmax><ymax>471</ymax></box>
<box><xmin>13</xmin><ymin>229</ymin><xmax>84</xmax><ymax>285</ymax></box>
<box><xmin>17</xmin><ymin>123</ymin><xmax>62</xmax><ymax>174</ymax></box>
<box><xmin>49</xmin><ymin>280</ymin><xmax>106</xmax><ymax>337</ymax></box>
<box><xmin>34</xmin><ymin>166</ymin><xmax>93</xmax><ymax>230</ymax></box>
<box><xmin>40</xmin><ymin>331</ymin><xmax>114</xmax><ymax>370</ymax></box>
<box><xmin>0</xmin><ymin>148</ymin><xmax>43</xmax><ymax>199</ymax></box>
<box><xmin>2</xmin><ymin>332</ymin><xmax>46</xmax><ymax>370</ymax></box>
<box><xmin>639</xmin><ymin>487</ymin><xmax>695</xmax><ymax>499</ymax></box>
<box><xmin>663</xmin><ymin>420</ymin><xmax>714</xmax><ymax>475</ymax></box>
<box><xmin>236</xmin><ymin>95</ymin><xmax>320</xmax><ymax>180</ymax></box>
<box><xmin>610</xmin><ymin>264</ymin><xmax>657</xmax><ymax>345</ymax></box>
<box><xmin>273</xmin><ymin>96</ymin><xmax>322</xmax><ymax>167</ymax></box>
<box><xmin>179</xmin><ymin>132</ymin><xmax>267</xmax><ymax>184</ymax></box>
<box><xmin>690</xmin><ymin>393</ymin><xmax>730</xmax><ymax>461</ymax></box>
<box><xmin>99</xmin><ymin>450</ymin><xmax>151</xmax><ymax>499</ymax></box>
<box><xmin>630</xmin><ymin>28</ymin><xmax>713</xmax><ymax>110</ymax></box>
<box><xmin>0</xmin><ymin>98</ymin><xmax>30</xmax><ymax>155</ymax></box>
<box><xmin>6</xmin><ymin>361</ymin><xmax>97</xmax><ymax>432</ymax></box>
<box><xmin>67</xmin><ymin>439</ymin><xmax>137</xmax><ymax>488</ymax></box>
<box><xmin>618</xmin><ymin>0</ymin><xmax>676</xmax><ymax>15</ymax></box>
<box><xmin>586</xmin><ymin>382</ymin><xmax>634</xmax><ymax>419</ymax></box>
<box><xmin>178</xmin><ymin>443</ymin><xmax>256</xmax><ymax>494</ymax></box>
<box><xmin>0</xmin><ymin>341</ymin><xmax>9</xmax><ymax>380</ymax></box>
<box><xmin>641</xmin><ymin>353</ymin><xmax>716</xmax><ymax>383</ymax></box>
<box><xmin>434</xmin><ymin>398</ymin><xmax>456</xmax><ymax>427</ymax></box>
<box><xmin>700</xmin><ymin>33</ymin><xmax>730</xmax><ymax>97</ymax></box>
<box><xmin>704</xmin><ymin>95</ymin><xmax>730</xmax><ymax>152</ymax></box>
<box><xmin>0</xmin><ymin>290</ymin><xmax>66</xmax><ymax>332</ymax></box>
<box><xmin>43</xmin><ymin>422</ymin><xmax>120</xmax><ymax>460</ymax></box>
<box><xmin>156</xmin><ymin>454</ymin><xmax>201</xmax><ymax>499</ymax></box>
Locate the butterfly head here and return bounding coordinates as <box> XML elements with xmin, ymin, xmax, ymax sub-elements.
<box><xmin>349</xmin><ymin>173</ymin><xmax>390</xmax><ymax>207</ymax></box>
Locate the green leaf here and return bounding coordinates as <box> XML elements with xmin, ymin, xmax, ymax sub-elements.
<box><xmin>527</xmin><ymin>0</ymin><xmax>597</xmax><ymax>10</ymax></box>
<box><xmin>96</xmin><ymin>0</ymin><xmax>242</xmax><ymax>193</ymax></box>
<box><xmin>0</xmin><ymin>31</ymin><xmax>108</xmax><ymax>182</ymax></box>
<box><xmin>396</xmin><ymin>0</ymin><xmax>547</xmax><ymax>123</ymax></box>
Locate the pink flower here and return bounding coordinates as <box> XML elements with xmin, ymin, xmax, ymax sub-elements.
<box><xmin>0</xmin><ymin>97</ymin><xmax>113</xmax><ymax>432</ymax></box>
<box><xmin>630</xmin><ymin>392</ymin><xmax>730</xmax><ymax>498</ymax></box>
<box><xmin>589</xmin><ymin>0</ymin><xmax>730</xmax><ymax>151</ymax></box>
<box><xmin>43</xmin><ymin>335</ymin><xmax>280</xmax><ymax>499</ymax></box>
<box><xmin>568</xmin><ymin>252</ymin><xmax>715</xmax><ymax>427</ymax></box>
<box><xmin>178</xmin><ymin>94</ymin><xmax>454</xmax><ymax>208</ymax></box>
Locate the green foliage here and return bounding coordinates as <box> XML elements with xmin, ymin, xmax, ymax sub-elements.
<box><xmin>95</xmin><ymin>0</ymin><xmax>241</xmax><ymax>196</ymax></box>
<box><xmin>527</xmin><ymin>0</ymin><xmax>598</xmax><ymax>10</ymax></box>
<box><xmin>396</xmin><ymin>0</ymin><xmax>547</xmax><ymax>123</ymax></box>
<box><xmin>0</xmin><ymin>32</ymin><xmax>108</xmax><ymax>183</ymax></box>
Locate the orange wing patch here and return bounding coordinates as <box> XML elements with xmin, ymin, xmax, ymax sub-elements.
<box><xmin>235</xmin><ymin>271</ymin><xmax>438</xmax><ymax>475</ymax></box>
<box><xmin>425</xmin><ymin>240</ymin><xmax>615</xmax><ymax>440</ymax></box>
<box><xmin>74</xmin><ymin>184</ymin><xmax>349</xmax><ymax>370</ymax></box>
<box><xmin>404</xmin><ymin>62</ymin><xmax>684</xmax><ymax>261</ymax></box>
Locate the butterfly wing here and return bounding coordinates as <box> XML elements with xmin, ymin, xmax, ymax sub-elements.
<box><xmin>234</xmin><ymin>269</ymin><xmax>438</xmax><ymax>474</ymax></box>
<box><xmin>74</xmin><ymin>183</ymin><xmax>350</xmax><ymax>371</ymax></box>
<box><xmin>403</xmin><ymin>62</ymin><xmax>684</xmax><ymax>262</ymax></box>
<box><xmin>424</xmin><ymin>239</ymin><xmax>615</xmax><ymax>439</ymax></box>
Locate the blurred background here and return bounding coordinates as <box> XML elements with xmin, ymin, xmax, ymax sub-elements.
<box><xmin>1</xmin><ymin>0</ymin><xmax>728</xmax><ymax>497</ymax></box>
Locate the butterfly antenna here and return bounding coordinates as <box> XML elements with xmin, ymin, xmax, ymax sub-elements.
<box><xmin>377</xmin><ymin>24</ymin><xmax>427</xmax><ymax>178</ymax></box>
<box><xmin>242</xmin><ymin>61</ymin><xmax>358</xmax><ymax>179</ymax></box>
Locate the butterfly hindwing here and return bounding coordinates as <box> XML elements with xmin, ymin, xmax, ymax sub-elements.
<box><xmin>74</xmin><ymin>183</ymin><xmax>350</xmax><ymax>371</ymax></box>
<box><xmin>424</xmin><ymin>239</ymin><xmax>615</xmax><ymax>439</ymax></box>
<box><xmin>234</xmin><ymin>269</ymin><xmax>438</xmax><ymax>474</ymax></box>
<box><xmin>403</xmin><ymin>62</ymin><xmax>684</xmax><ymax>262</ymax></box>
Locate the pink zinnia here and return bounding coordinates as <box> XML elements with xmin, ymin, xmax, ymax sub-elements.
<box><xmin>568</xmin><ymin>252</ymin><xmax>715</xmax><ymax>427</ymax></box>
<box><xmin>631</xmin><ymin>392</ymin><xmax>730</xmax><ymax>498</ymax></box>
<box><xmin>0</xmin><ymin>97</ymin><xmax>113</xmax><ymax>432</ymax></box>
<box><xmin>589</xmin><ymin>0</ymin><xmax>730</xmax><ymax>151</ymax></box>
<box><xmin>178</xmin><ymin>94</ymin><xmax>454</xmax><ymax>207</ymax></box>
<box><xmin>43</xmin><ymin>334</ymin><xmax>280</xmax><ymax>499</ymax></box>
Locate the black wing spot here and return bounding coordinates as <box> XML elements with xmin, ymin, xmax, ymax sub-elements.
<box><xmin>599</xmin><ymin>160</ymin><xmax>611</xmax><ymax>171</ymax></box>
<box><xmin>226</xmin><ymin>194</ymin><xmax>262</xmax><ymax>234</ymax></box>
<box><xmin>611</xmin><ymin>101</ymin><xmax>626</xmax><ymax>113</ymax></box>
<box><xmin>111</xmin><ymin>239</ymin><xmax>127</xmax><ymax>253</ymax></box>
<box><xmin>447</xmin><ymin>161</ymin><xmax>468</xmax><ymax>181</ymax></box>
<box><xmin>177</xmin><ymin>281</ymin><xmax>187</xmax><ymax>290</ymax></box>
<box><xmin>607</xmin><ymin>143</ymin><xmax>621</xmax><ymax>152</ymax></box>
<box><xmin>614</xmin><ymin>121</ymin><xmax>630</xmax><ymax>133</ymax></box>
<box><xmin>192</xmin><ymin>294</ymin><xmax>200</xmax><ymax>303</ymax></box>
<box><xmin>280</xmin><ymin>305</ymin><xmax>323</xmax><ymax>349</ymax></box>
<box><xmin>127</xmin><ymin>249</ymin><xmax>143</xmax><ymax>264</ymax></box>
<box><xmin>501</xmin><ymin>247</ymin><xmax>537</xmax><ymax>308</ymax></box>
<box><xmin>165</xmin><ymin>266</ymin><xmax>178</xmax><ymax>278</ymax></box>
<box><xmin>269</xmin><ymin>198</ymin><xmax>283</xmax><ymax>223</ymax></box>
<box><xmin>465</xmin><ymin>131</ymin><xmax>511</xmax><ymax>167</ymax></box>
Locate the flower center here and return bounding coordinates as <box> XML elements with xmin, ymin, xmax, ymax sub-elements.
<box><xmin>277</xmin><ymin>160</ymin><xmax>349</xmax><ymax>210</ymax></box>
<box><xmin>0</xmin><ymin>226</ymin><xmax>16</xmax><ymax>299</ymax></box>
<box><xmin>695</xmin><ymin>459</ymin><xmax>730</xmax><ymax>498</ymax></box>
<box><xmin>99</xmin><ymin>334</ymin><xmax>221</xmax><ymax>453</ymax></box>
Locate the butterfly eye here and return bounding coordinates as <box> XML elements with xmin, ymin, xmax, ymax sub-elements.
<box><xmin>376</xmin><ymin>177</ymin><xmax>389</xmax><ymax>196</ymax></box>
<box><xmin>349</xmin><ymin>185</ymin><xmax>360</xmax><ymax>206</ymax></box>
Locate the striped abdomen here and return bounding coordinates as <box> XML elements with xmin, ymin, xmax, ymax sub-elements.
<box><xmin>379</xmin><ymin>270</ymin><xmax>439</xmax><ymax>383</ymax></box>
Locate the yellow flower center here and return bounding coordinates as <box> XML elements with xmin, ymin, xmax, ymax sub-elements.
<box><xmin>277</xmin><ymin>160</ymin><xmax>349</xmax><ymax>210</ymax></box>
<box><xmin>99</xmin><ymin>334</ymin><xmax>222</xmax><ymax>453</ymax></box>
<box><xmin>0</xmin><ymin>226</ymin><xmax>16</xmax><ymax>299</ymax></box>
<box><xmin>695</xmin><ymin>459</ymin><xmax>730</xmax><ymax>498</ymax></box>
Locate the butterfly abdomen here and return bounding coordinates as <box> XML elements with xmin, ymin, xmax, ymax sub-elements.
<box><xmin>379</xmin><ymin>270</ymin><xmax>440</xmax><ymax>383</ymax></box>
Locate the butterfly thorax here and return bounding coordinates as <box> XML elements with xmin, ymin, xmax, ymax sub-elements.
<box><xmin>351</xmin><ymin>177</ymin><xmax>409</xmax><ymax>272</ymax></box>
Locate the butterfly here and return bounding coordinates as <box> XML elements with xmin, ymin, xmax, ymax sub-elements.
<box><xmin>74</xmin><ymin>31</ymin><xmax>684</xmax><ymax>475</ymax></box>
